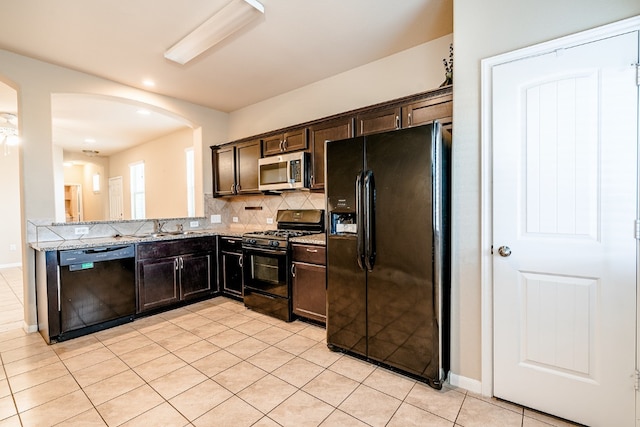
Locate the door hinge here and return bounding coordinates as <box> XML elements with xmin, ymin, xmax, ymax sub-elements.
<box><xmin>635</xmin><ymin>219</ymin><xmax>640</xmax><ymax>240</ymax></box>
<box><xmin>634</xmin><ymin>370</ymin><xmax>640</xmax><ymax>391</ymax></box>
<box><xmin>636</xmin><ymin>64</ymin><xmax>640</xmax><ymax>86</ymax></box>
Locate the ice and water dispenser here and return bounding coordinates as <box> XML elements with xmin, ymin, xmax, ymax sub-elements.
<box><xmin>330</xmin><ymin>211</ymin><xmax>358</xmax><ymax>235</ymax></box>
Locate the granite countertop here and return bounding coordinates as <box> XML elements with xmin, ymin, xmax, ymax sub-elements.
<box><xmin>290</xmin><ymin>233</ymin><xmax>326</xmax><ymax>246</ymax></box>
<box><xmin>30</xmin><ymin>228</ymin><xmax>246</xmax><ymax>252</ymax></box>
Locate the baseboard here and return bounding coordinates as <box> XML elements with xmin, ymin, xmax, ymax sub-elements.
<box><xmin>448</xmin><ymin>372</ymin><xmax>483</xmax><ymax>395</ymax></box>
<box><xmin>24</xmin><ymin>322</ymin><xmax>38</xmax><ymax>334</ymax></box>
<box><xmin>0</xmin><ymin>262</ymin><xmax>22</xmax><ymax>269</ymax></box>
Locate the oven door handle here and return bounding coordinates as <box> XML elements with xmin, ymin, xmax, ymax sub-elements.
<box><xmin>242</xmin><ymin>247</ymin><xmax>287</xmax><ymax>256</ymax></box>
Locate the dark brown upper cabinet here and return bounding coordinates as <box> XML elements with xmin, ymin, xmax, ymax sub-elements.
<box><xmin>263</xmin><ymin>128</ymin><xmax>308</xmax><ymax>156</ymax></box>
<box><xmin>402</xmin><ymin>94</ymin><xmax>453</xmax><ymax>128</ymax></box>
<box><xmin>308</xmin><ymin>117</ymin><xmax>354</xmax><ymax>190</ymax></box>
<box><xmin>356</xmin><ymin>107</ymin><xmax>401</xmax><ymax>136</ymax></box>
<box><xmin>212</xmin><ymin>139</ymin><xmax>261</xmax><ymax>197</ymax></box>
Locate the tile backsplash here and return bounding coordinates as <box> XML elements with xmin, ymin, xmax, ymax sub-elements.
<box><xmin>205</xmin><ymin>191</ymin><xmax>325</xmax><ymax>232</ymax></box>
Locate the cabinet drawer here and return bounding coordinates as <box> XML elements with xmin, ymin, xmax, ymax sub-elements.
<box><xmin>137</xmin><ymin>237</ymin><xmax>215</xmax><ymax>260</ymax></box>
<box><xmin>292</xmin><ymin>244</ymin><xmax>326</xmax><ymax>265</ymax></box>
<box><xmin>219</xmin><ymin>236</ymin><xmax>242</xmax><ymax>253</ymax></box>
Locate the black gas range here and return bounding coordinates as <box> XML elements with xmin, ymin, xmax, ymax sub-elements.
<box><xmin>242</xmin><ymin>209</ymin><xmax>324</xmax><ymax>321</ymax></box>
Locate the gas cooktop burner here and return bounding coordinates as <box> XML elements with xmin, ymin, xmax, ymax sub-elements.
<box><xmin>246</xmin><ymin>230</ymin><xmax>315</xmax><ymax>239</ymax></box>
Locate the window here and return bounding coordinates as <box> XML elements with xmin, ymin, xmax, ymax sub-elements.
<box><xmin>186</xmin><ymin>148</ymin><xmax>195</xmax><ymax>217</ymax></box>
<box><xmin>129</xmin><ymin>161</ymin><xmax>145</xmax><ymax>219</ymax></box>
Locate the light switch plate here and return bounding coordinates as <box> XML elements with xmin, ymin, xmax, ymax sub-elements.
<box><xmin>232</xmin><ymin>217</ymin><xmax>239</xmax><ymax>223</ymax></box>
<box><xmin>211</xmin><ymin>215</ymin><xmax>221</xmax><ymax>224</ymax></box>
<box><xmin>266</xmin><ymin>218</ymin><xmax>274</xmax><ymax>225</ymax></box>
<box><xmin>190</xmin><ymin>221</ymin><xmax>199</xmax><ymax>227</ymax></box>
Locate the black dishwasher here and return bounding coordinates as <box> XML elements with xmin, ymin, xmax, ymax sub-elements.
<box><xmin>57</xmin><ymin>245</ymin><xmax>136</xmax><ymax>341</ymax></box>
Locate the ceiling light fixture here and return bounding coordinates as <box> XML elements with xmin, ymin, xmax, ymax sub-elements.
<box><xmin>0</xmin><ymin>113</ymin><xmax>19</xmax><ymax>156</ymax></box>
<box><xmin>164</xmin><ymin>0</ymin><xmax>264</xmax><ymax>65</ymax></box>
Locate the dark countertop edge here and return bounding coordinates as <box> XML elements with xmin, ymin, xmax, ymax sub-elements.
<box><xmin>30</xmin><ymin>229</ymin><xmax>247</xmax><ymax>252</ymax></box>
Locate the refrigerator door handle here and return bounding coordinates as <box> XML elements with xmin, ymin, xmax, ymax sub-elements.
<box><xmin>356</xmin><ymin>172</ymin><xmax>366</xmax><ymax>271</ymax></box>
<box><xmin>364</xmin><ymin>170</ymin><xmax>376</xmax><ymax>271</ymax></box>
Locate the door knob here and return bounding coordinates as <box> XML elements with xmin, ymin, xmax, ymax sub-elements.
<box><xmin>497</xmin><ymin>246</ymin><xmax>511</xmax><ymax>257</ymax></box>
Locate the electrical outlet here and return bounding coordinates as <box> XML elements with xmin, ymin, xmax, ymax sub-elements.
<box><xmin>189</xmin><ymin>221</ymin><xmax>199</xmax><ymax>228</ymax></box>
<box><xmin>232</xmin><ymin>217</ymin><xmax>239</xmax><ymax>223</ymax></box>
<box><xmin>266</xmin><ymin>218</ymin><xmax>274</xmax><ymax>225</ymax></box>
<box><xmin>211</xmin><ymin>215</ymin><xmax>221</xmax><ymax>224</ymax></box>
<box><xmin>74</xmin><ymin>226</ymin><xmax>89</xmax><ymax>235</ymax></box>
<box><xmin>9</xmin><ymin>244</ymin><xmax>16</xmax><ymax>251</ymax></box>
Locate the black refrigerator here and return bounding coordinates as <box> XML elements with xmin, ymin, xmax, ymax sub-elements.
<box><xmin>325</xmin><ymin>123</ymin><xmax>451</xmax><ymax>389</ymax></box>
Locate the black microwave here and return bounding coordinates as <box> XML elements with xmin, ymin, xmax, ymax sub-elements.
<box><xmin>258</xmin><ymin>152</ymin><xmax>309</xmax><ymax>191</ymax></box>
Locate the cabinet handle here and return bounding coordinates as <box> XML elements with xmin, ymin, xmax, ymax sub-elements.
<box><xmin>236</xmin><ymin>184</ymin><xmax>241</xmax><ymax>192</ymax></box>
<box><xmin>231</xmin><ymin>184</ymin><xmax>235</xmax><ymax>193</ymax></box>
<box><xmin>174</xmin><ymin>258</ymin><xmax>179</xmax><ymax>271</ymax></box>
<box><xmin>279</xmin><ymin>140</ymin><xmax>284</xmax><ymax>151</ymax></box>
<box><xmin>306</xmin><ymin>248</ymin><xmax>318</xmax><ymax>253</ymax></box>
<box><xmin>291</xmin><ymin>263</ymin><xmax>296</xmax><ymax>277</ymax></box>
<box><xmin>395</xmin><ymin>115</ymin><xmax>400</xmax><ymax>129</ymax></box>
<box><xmin>179</xmin><ymin>257</ymin><xmax>184</xmax><ymax>269</ymax></box>
<box><xmin>408</xmin><ymin>112</ymin><xmax>412</xmax><ymax>126</ymax></box>
<box><xmin>283</xmin><ymin>139</ymin><xmax>288</xmax><ymax>151</ymax></box>
<box><xmin>239</xmin><ymin>256</ymin><xmax>243</xmax><ymax>268</ymax></box>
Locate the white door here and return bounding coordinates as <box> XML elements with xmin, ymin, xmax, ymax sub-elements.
<box><xmin>109</xmin><ymin>176</ymin><xmax>124</xmax><ymax>220</ymax></box>
<box><xmin>492</xmin><ymin>32</ymin><xmax>638</xmax><ymax>426</ymax></box>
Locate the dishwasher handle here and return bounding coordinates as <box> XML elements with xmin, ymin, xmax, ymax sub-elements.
<box><xmin>59</xmin><ymin>245</ymin><xmax>135</xmax><ymax>266</ymax></box>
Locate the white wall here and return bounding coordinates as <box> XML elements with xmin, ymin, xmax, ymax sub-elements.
<box><xmin>109</xmin><ymin>127</ymin><xmax>194</xmax><ymax>219</ymax></box>
<box><xmin>452</xmin><ymin>0</ymin><xmax>640</xmax><ymax>383</ymax></box>
<box><xmin>228</xmin><ymin>35</ymin><xmax>454</xmax><ymax>141</ymax></box>
<box><xmin>0</xmin><ymin>131</ymin><xmax>22</xmax><ymax>268</ymax></box>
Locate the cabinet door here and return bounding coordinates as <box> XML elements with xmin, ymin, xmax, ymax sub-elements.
<box><xmin>236</xmin><ymin>140</ymin><xmax>261</xmax><ymax>194</ymax></box>
<box><xmin>213</xmin><ymin>145</ymin><xmax>236</xmax><ymax>196</ymax></box>
<box><xmin>221</xmin><ymin>251</ymin><xmax>243</xmax><ymax>298</ymax></box>
<box><xmin>282</xmin><ymin>128</ymin><xmax>308</xmax><ymax>153</ymax></box>
<box><xmin>309</xmin><ymin>117</ymin><xmax>354</xmax><ymax>190</ymax></box>
<box><xmin>292</xmin><ymin>261</ymin><xmax>327</xmax><ymax>323</ymax></box>
<box><xmin>180</xmin><ymin>253</ymin><xmax>212</xmax><ymax>300</ymax></box>
<box><xmin>356</xmin><ymin>107</ymin><xmax>401</xmax><ymax>136</ymax></box>
<box><xmin>401</xmin><ymin>96</ymin><xmax>452</xmax><ymax>128</ymax></box>
<box><xmin>262</xmin><ymin>134</ymin><xmax>284</xmax><ymax>156</ymax></box>
<box><xmin>138</xmin><ymin>257</ymin><xmax>180</xmax><ymax>312</ymax></box>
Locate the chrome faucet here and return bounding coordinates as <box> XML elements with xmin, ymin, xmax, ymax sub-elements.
<box><xmin>153</xmin><ymin>219</ymin><xmax>166</xmax><ymax>233</ymax></box>
<box><xmin>176</xmin><ymin>223</ymin><xmax>184</xmax><ymax>233</ymax></box>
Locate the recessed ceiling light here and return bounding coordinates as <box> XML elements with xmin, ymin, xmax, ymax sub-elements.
<box><xmin>137</xmin><ymin>109</ymin><xmax>151</xmax><ymax>116</ymax></box>
<box><xmin>143</xmin><ymin>79</ymin><xmax>155</xmax><ymax>87</ymax></box>
<box><xmin>84</xmin><ymin>138</ymin><xmax>96</xmax><ymax>143</ymax></box>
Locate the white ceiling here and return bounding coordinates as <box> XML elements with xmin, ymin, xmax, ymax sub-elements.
<box><xmin>0</xmin><ymin>0</ymin><xmax>452</xmax><ymax>156</ymax></box>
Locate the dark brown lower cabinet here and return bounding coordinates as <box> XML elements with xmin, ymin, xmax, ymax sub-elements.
<box><xmin>137</xmin><ymin>237</ymin><xmax>216</xmax><ymax>313</ymax></box>
<box><xmin>291</xmin><ymin>244</ymin><xmax>326</xmax><ymax>324</ymax></box>
<box><xmin>218</xmin><ymin>236</ymin><xmax>243</xmax><ymax>299</ymax></box>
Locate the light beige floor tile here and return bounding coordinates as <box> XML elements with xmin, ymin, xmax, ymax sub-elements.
<box><xmin>328</xmin><ymin>355</ymin><xmax>376</xmax><ymax>382</ymax></box>
<box><xmin>216</xmin><ymin>313</ymin><xmax>252</xmax><ymax>329</ymax></box>
<box><xmin>51</xmin><ymin>335</ymin><xmax>104</xmax><ymax>360</ymax></box>
<box><xmin>0</xmin><ymin>381</ymin><xmax>9</xmax><ymax>399</ymax></box>
<box><xmin>523</xmin><ymin>408</ymin><xmax>581</xmax><ymax>427</ymax></box>
<box><xmin>118</xmin><ymin>342</ymin><xmax>169</xmax><ymax>368</ymax></box>
<box><xmin>19</xmin><ymin>389</ymin><xmax>92</xmax><ymax>427</ymax></box>
<box><xmin>2</xmin><ymin>349</ymin><xmax>60</xmax><ymax>378</ymax></box>
<box><xmin>299</xmin><ymin>342</ymin><xmax>343</xmax><ymax>368</ymax></box>
<box><xmin>106</xmin><ymin>333</ymin><xmax>155</xmax><ymax>356</ymax></box>
<box><xmin>149</xmin><ymin>365</ymin><xmax>208</xmax><ymax>400</ymax></box>
<box><xmin>93</xmin><ymin>325</ymin><xmax>141</xmax><ymax>346</ymax></box>
<box><xmin>189</xmin><ymin>321</ymin><xmax>229</xmax><ymax>339</ymax></box>
<box><xmin>268</xmin><ymin>390</ymin><xmax>335</xmax><ymax>427</ymax></box>
<box><xmin>83</xmin><ymin>369</ymin><xmax>145</xmax><ymax>406</ymax></box>
<box><xmin>468</xmin><ymin>392</ymin><xmax>524</xmax><ymax>415</ymax></box>
<box><xmin>133</xmin><ymin>353</ymin><xmax>187</xmax><ymax>382</ymax></box>
<box><xmin>193</xmin><ymin>395</ymin><xmax>262</xmax><ymax>427</ymax></box>
<box><xmin>61</xmin><ymin>346</ymin><xmax>116</xmax><ymax>373</ymax></box>
<box><xmin>247</xmin><ymin>345</ymin><xmax>295</xmax><ymax>372</ymax></box>
<box><xmin>0</xmin><ymin>415</ymin><xmax>21</xmax><ymax>427</ymax></box>
<box><xmin>456</xmin><ymin>395</ymin><xmax>524</xmax><ymax>427</ymax></box>
<box><xmin>72</xmin><ymin>356</ymin><xmax>130</xmax><ymax>388</ymax></box>
<box><xmin>319</xmin><ymin>410</ymin><xmax>369</xmax><ymax>427</ymax></box>
<box><xmin>278</xmin><ymin>320</ymin><xmax>309</xmax><ymax>333</ymax></box>
<box><xmin>302</xmin><ymin>370</ymin><xmax>359</xmax><ymax>407</ymax></box>
<box><xmin>0</xmin><ymin>396</ymin><xmax>17</xmax><ymax>421</ymax></box>
<box><xmin>13</xmin><ymin>373</ymin><xmax>79</xmax><ymax>413</ymax></box>
<box><xmin>0</xmin><ymin>333</ymin><xmax>44</xmax><ymax>353</ymax></box>
<box><xmin>169</xmin><ymin>379</ymin><xmax>233</xmax><ymax>421</ymax></box>
<box><xmin>387</xmin><ymin>402</ymin><xmax>454</xmax><ymax>427</ymax></box>
<box><xmin>252</xmin><ymin>326</ymin><xmax>294</xmax><ymax>345</ymax></box>
<box><xmin>523</xmin><ymin>417</ymin><xmax>560</xmax><ymax>427</ymax></box>
<box><xmin>297</xmin><ymin>324</ymin><xmax>327</xmax><ymax>342</ymax></box>
<box><xmin>172</xmin><ymin>339</ymin><xmax>220</xmax><ymax>363</ymax></box>
<box><xmin>191</xmin><ymin>349</ymin><xmax>241</xmax><ymax>377</ymax></box>
<box><xmin>7</xmin><ymin>361</ymin><xmax>68</xmax><ymax>393</ymax></box>
<box><xmin>213</xmin><ymin>361</ymin><xmax>267</xmax><ymax>393</ymax></box>
<box><xmin>96</xmin><ymin>384</ymin><xmax>164</xmax><ymax>427</ymax></box>
<box><xmin>120</xmin><ymin>402</ymin><xmax>190</xmax><ymax>427</ymax></box>
<box><xmin>405</xmin><ymin>382</ymin><xmax>465</xmax><ymax>422</ymax></box>
<box><xmin>252</xmin><ymin>416</ymin><xmax>282</xmax><ymax>427</ymax></box>
<box><xmin>154</xmin><ymin>331</ymin><xmax>202</xmax><ymax>353</ymax></box>
<box><xmin>158</xmin><ymin>307</ymin><xmax>192</xmax><ymax>322</ymax></box>
<box><xmin>129</xmin><ymin>315</ymin><xmax>168</xmax><ymax>334</ymax></box>
<box><xmin>225</xmin><ymin>336</ymin><xmax>270</xmax><ymax>359</ymax></box>
<box><xmin>234</xmin><ymin>319</ymin><xmax>272</xmax><ymax>336</ymax></box>
<box><xmin>1</xmin><ymin>341</ymin><xmax>54</xmax><ymax>364</ymax></box>
<box><xmin>206</xmin><ymin>328</ymin><xmax>249</xmax><ymax>348</ymax></box>
<box><xmin>362</xmin><ymin>367</ymin><xmax>416</xmax><ymax>400</ymax></box>
<box><xmin>55</xmin><ymin>408</ymin><xmax>107</xmax><ymax>427</ymax></box>
<box><xmin>237</xmin><ymin>374</ymin><xmax>297</xmax><ymax>413</ymax></box>
<box><xmin>272</xmin><ymin>357</ymin><xmax>324</xmax><ymax>388</ymax></box>
<box><xmin>338</xmin><ymin>384</ymin><xmax>401</xmax><ymax>427</ymax></box>
<box><xmin>274</xmin><ymin>333</ymin><xmax>317</xmax><ymax>355</ymax></box>
<box><xmin>171</xmin><ymin>313</ymin><xmax>212</xmax><ymax>330</ymax></box>
<box><xmin>199</xmin><ymin>307</ymin><xmax>235</xmax><ymax>322</ymax></box>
